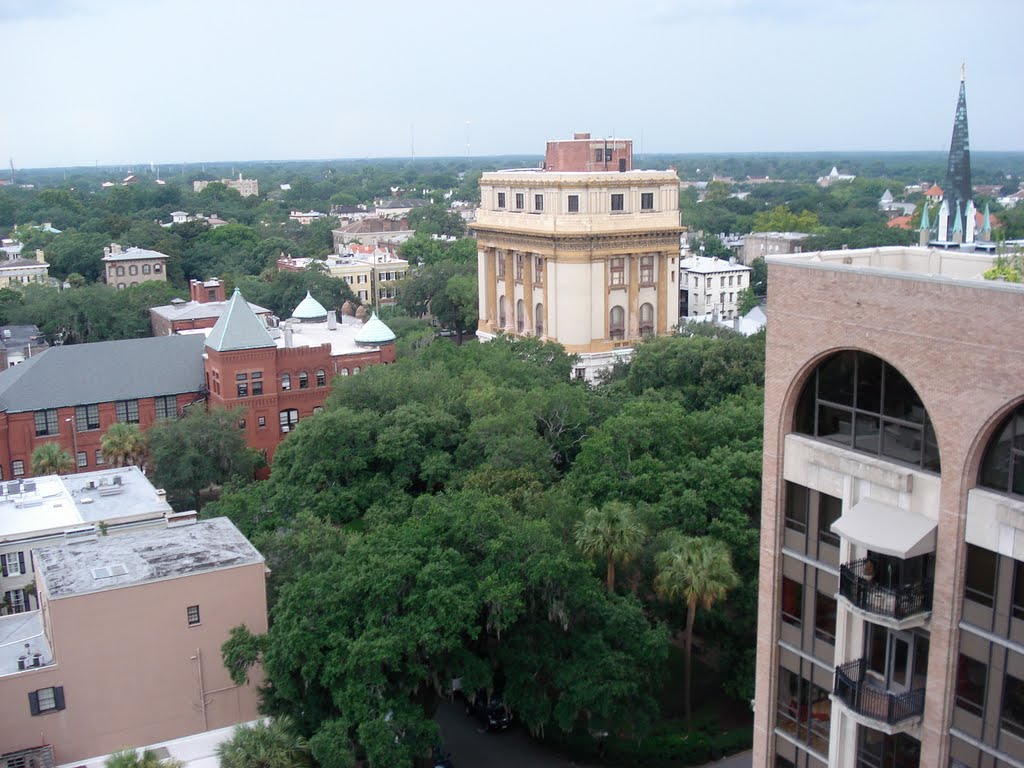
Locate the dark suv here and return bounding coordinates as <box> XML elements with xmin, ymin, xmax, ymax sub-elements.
<box><xmin>463</xmin><ymin>691</ymin><xmax>513</xmax><ymax>731</ymax></box>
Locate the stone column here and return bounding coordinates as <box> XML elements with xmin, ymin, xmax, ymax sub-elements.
<box><xmin>503</xmin><ymin>250</ymin><xmax>515</xmax><ymax>332</ymax></box>
<box><xmin>656</xmin><ymin>251</ymin><xmax>669</xmax><ymax>334</ymax></box>
<box><xmin>627</xmin><ymin>254</ymin><xmax>640</xmax><ymax>339</ymax></box>
<box><xmin>523</xmin><ymin>252</ymin><xmax>534</xmax><ymax>335</ymax></box>
<box><xmin>484</xmin><ymin>247</ymin><xmax>497</xmax><ymax>331</ymax></box>
<box><xmin>541</xmin><ymin>256</ymin><xmax>550</xmax><ymax>341</ymax></box>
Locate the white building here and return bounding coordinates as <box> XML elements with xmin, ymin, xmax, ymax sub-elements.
<box><xmin>679</xmin><ymin>255</ymin><xmax>751</xmax><ymax>320</ymax></box>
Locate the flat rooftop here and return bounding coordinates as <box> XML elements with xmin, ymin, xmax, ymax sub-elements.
<box><xmin>36</xmin><ymin>516</ymin><xmax>263</xmax><ymax>598</ymax></box>
<box><xmin>0</xmin><ymin>466</ymin><xmax>171</xmax><ymax>543</ymax></box>
<box><xmin>680</xmin><ymin>256</ymin><xmax>752</xmax><ymax>274</ymax></box>
<box><xmin>277</xmin><ymin>314</ymin><xmax>382</xmax><ymax>357</ymax></box>
<box><xmin>151</xmin><ymin>299</ymin><xmax>271</xmax><ymax>323</ymax></box>
<box><xmin>768</xmin><ymin>246</ymin><xmax>1021</xmax><ymax>291</ymax></box>
<box><xmin>0</xmin><ymin>610</ymin><xmax>53</xmax><ymax>677</ymax></box>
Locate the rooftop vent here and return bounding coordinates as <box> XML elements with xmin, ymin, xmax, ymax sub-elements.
<box><xmin>91</xmin><ymin>563</ymin><xmax>128</xmax><ymax>580</ymax></box>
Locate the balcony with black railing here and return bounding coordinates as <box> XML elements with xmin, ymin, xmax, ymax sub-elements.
<box><xmin>839</xmin><ymin>559</ymin><xmax>932</xmax><ymax>622</ymax></box>
<box><xmin>833</xmin><ymin>659</ymin><xmax>925</xmax><ymax>728</ymax></box>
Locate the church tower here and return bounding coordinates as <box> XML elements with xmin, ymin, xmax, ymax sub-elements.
<box><xmin>942</xmin><ymin>65</ymin><xmax>973</xmax><ymax>241</ymax></box>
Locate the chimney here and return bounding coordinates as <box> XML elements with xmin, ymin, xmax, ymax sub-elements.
<box><xmin>574</xmin><ymin>132</ymin><xmax>591</xmax><ymax>140</ymax></box>
<box><xmin>35</xmin><ymin>249</ymin><xmax>44</xmax><ymax>261</ymax></box>
<box><xmin>103</xmin><ymin>246</ymin><xmax>111</xmax><ymax>258</ymax></box>
<box><xmin>327</xmin><ymin>310</ymin><xmax>337</xmax><ymax>330</ymax></box>
<box><xmin>284</xmin><ymin>324</ymin><xmax>293</xmax><ymax>348</ymax></box>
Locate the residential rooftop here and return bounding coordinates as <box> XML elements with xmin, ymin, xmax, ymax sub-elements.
<box><xmin>35</xmin><ymin>516</ymin><xmax>263</xmax><ymax>599</ymax></box>
<box><xmin>680</xmin><ymin>255</ymin><xmax>752</xmax><ymax>274</ymax></box>
<box><xmin>0</xmin><ymin>466</ymin><xmax>172</xmax><ymax>543</ymax></box>
<box><xmin>150</xmin><ymin>298</ymin><xmax>271</xmax><ymax>326</ymax></box>
<box><xmin>0</xmin><ymin>610</ymin><xmax>53</xmax><ymax>677</ymax></box>
<box><xmin>767</xmin><ymin>245</ymin><xmax>1019</xmax><ymax>289</ymax></box>
<box><xmin>100</xmin><ymin>247</ymin><xmax>170</xmax><ymax>262</ymax></box>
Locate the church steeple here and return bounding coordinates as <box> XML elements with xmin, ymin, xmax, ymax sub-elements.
<box><xmin>942</xmin><ymin>65</ymin><xmax>972</xmax><ymax>240</ymax></box>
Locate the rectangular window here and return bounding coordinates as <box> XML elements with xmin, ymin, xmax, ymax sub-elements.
<box><xmin>785</xmin><ymin>482</ymin><xmax>808</xmax><ymax>534</ymax></box>
<box><xmin>187</xmin><ymin>604</ymin><xmax>200</xmax><ymax>625</ymax></box>
<box><xmin>568</xmin><ymin>194</ymin><xmax>579</xmax><ymax>213</ymax></box>
<box><xmin>497</xmin><ymin>254</ymin><xmax>505</xmax><ymax>278</ymax></box>
<box><xmin>605</xmin><ymin>148</ymin><xmax>613</xmax><ymax>161</ymax></box>
<box><xmin>258</xmin><ymin>416</ymin><xmax>266</xmax><ymax>428</ymax></box>
<box><xmin>237</xmin><ymin>381</ymin><xmax>248</xmax><ymax>397</ymax></box>
<box><xmin>142</xmin><ymin>264</ymin><xmax>151</xmax><ymax>274</ymax></box>
<box><xmin>497</xmin><ymin>192</ymin><xmax>506</xmax><ymax>209</ymax></box>
<box><xmin>1003</xmin><ymin>675</ymin><xmax>1024</xmax><ymax>737</ymax></box>
<box><xmin>75</xmin><ymin>404</ymin><xmax>100</xmax><ymax>432</ymax></box>
<box><xmin>641</xmin><ymin>192</ymin><xmax>654</xmax><ymax>210</ymax></box>
<box><xmin>33</xmin><ymin>409</ymin><xmax>58</xmax><ymax>437</ymax></box>
<box><xmin>594</xmin><ymin>148</ymin><xmax>603</xmax><ymax>162</ymax></box>
<box><xmin>1014</xmin><ymin>559</ymin><xmax>1024</xmax><ymax>621</ymax></box>
<box><xmin>515</xmin><ymin>193</ymin><xmax>524</xmax><ymax>210</ymax></box>
<box><xmin>252</xmin><ymin>379</ymin><xmax>263</xmax><ymax>396</ymax></box>
<box><xmin>611</xmin><ymin>193</ymin><xmax>624</xmax><ymax>212</ymax></box>
<box><xmin>534</xmin><ymin>194</ymin><xmax>543</xmax><ymax>212</ymax></box>
<box><xmin>155</xmin><ymin>395</ymin><xmax>176</xmax><ymax>420</ymax></box>
<box><xmin>238</xmin><ymin>419</ymin><xmax>246</xmax><ymax>430</ymax></box>
<box><xmin>5</xmin><ymin>588</ymin><xmax>29</xmax><ymax>613</ymax></box>
<box><xmin>781</xmin><ymin>577</ymin><xmax>803</xmax><ymax>626</ymax></box>
<box><xmin>956</xmin><ymin>654</ymin><xmax>986</xmax><ymax>716</ymax></box>
<box><xmin>534</xmin><ymin>257</ymin><xmax>543</xmax><ymax>285</ymax></box>
<box><xmin>965</xmin><ymin>544</ymin><xmax>997</xmax><ymax>607</ymax></box>
<box><xmin>12</xmin><ymin>460</ymin><xmax>24</xmax><ymax>477</ymax></box>
<box><xmin>29</xmin><ymin>686</ymin><xmax>64</xmax><ymax>715</ymax></box>
<box><xmin>818</xmin><ymin>494</ymin><xmax>842</xmax><ymax>547</ymax></box>
<box><xmin>115</xmin><ymin>400</ymin><xmax>139</xmax><ymax>424</ymax></box>
<box><xmin>515</xmin><ymin>253</ymin><xmax>524</xmax><ymax>281</ymax></box>
<box><xmin>814</xmin><ymin>592</ymin><xmax>837</xmax><ymax>644</ymax></box>
<box><xmin>1</xmin><ymin>551</ymin><xmax>26</xmax><ymax>577</ymax></box>
<box><xmin>95</xmin><ymin>449</ymin><xmax>105</xmax><ymax>466</ymax></box>
<box><xmin>76</xmin><ymin>451</ymin><xmax>87</xmax><ymax>468</ymax></box>
<box><xmin>639</xmin><ymin>255</ymin><xmax>654</xmax><ymax>284</ymax></box>
<box><xmin>610</xmin><ymin>258</ymin><xmax>625</xmax><ymax>287</ymax></box>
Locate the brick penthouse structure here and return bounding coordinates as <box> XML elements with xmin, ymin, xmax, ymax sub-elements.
<box><xmin>0</xmin><ymin>291</ymin><xmax>395</xmax><ymax>477</ymax></box>
<box><xmin>752</xmin><ymin>246</ymin><xmax>1024</xmax><ymax>768</ymax></box>
<box><xmin>150</xmin><ymin>278</ymin><xmax>272</xmax><ymax>336</ymax></box>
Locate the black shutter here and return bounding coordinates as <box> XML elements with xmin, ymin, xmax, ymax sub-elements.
<box><xmin>18</xmin><ymin>551</ymin><xmax>25</xmax><ymax>574</ymax></box>
<box><xmin>54</xmin><ymin>686</ymin><xmax>65</xmax><ymax>710</ymax></box>
<box><xmin>1</xmin><ymin>554</ymin><xmax>7</xmax><ymax>578</ymax></box>
<box><xmin>28</xmin><ymin>690</ymin><xmax>40</xmax><ymax>715</ymax></box>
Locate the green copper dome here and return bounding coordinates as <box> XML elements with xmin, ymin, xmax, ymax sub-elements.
<box><xmin>354</xmin><ymin>313</ymin><xmax>396</xmax><ymax>346</ymax></box>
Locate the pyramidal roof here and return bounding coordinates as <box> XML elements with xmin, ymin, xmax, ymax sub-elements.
<box><xmin>206</xmin><ymin>289</ymin><xmax>276</xmax><ymax>352</ymax></box>
<box><xmin>354</xmin><ymin>313</ymin><xmax>396</xmax><ymax>345</ymax></box>
<box><xmin>291</xmin><ymin>291</ymin><xmax>328</xmax><ymax>321</ymax></box>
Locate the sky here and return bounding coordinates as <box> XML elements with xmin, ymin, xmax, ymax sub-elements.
<box><xmin>3</xmin><ymin>0</ymin><xmax>1023</xmax><ymax>168</ymax></box>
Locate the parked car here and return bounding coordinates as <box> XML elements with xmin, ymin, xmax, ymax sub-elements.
<box><xmin>463</xmin><ymin>690</ymin><xmax>513</xmax><ymax>731</ymax></box>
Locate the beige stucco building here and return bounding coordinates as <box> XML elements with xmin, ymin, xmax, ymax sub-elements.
<box><xmin>102</xmin><ymin>244</ymin><xmax>168</xmax><ymax>288</ymax></box>
<box><xmin>473</xmin><ymin>136</ymin><xmax>682</xmax><ymax>380</ymax></box>
<box><xmin>752</xmin><ymin>245</ymin><xmax>1024</xmax><ymax>768</ymax></box>
<box><xmin>0</xmin><ymin>252</ymin><xmax>50</xmax><ymax>289</ymax></box>
<box><xmin>0</xmin><ymin>516</ymin><xmax>267</xmax><ymax>766</ymax></box>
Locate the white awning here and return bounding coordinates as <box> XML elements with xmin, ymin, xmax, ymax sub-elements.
<box><xmin>830</xmin><ymin>499</ymin><xmax>937</xmax><ymax>559</ymax></box>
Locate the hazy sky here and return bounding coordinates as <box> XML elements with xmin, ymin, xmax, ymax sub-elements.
<box><xmin>4</xmin><ymin>0</ymin><xmax>1023</xmax><ymax>168</ymax></box>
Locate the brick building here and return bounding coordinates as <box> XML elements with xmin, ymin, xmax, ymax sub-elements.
<box><xmin>149</xmin><ymin>278</ymin><xmax>272</xmax><ymax>336</ymax></box>
<box><xmin>0</xmin><ymin>291</ymin><xmax>396</xmax><ymax>477</ymax></box>
<box><xmin>102</xmin><ymin>243</ymin><xmax>168</xmax><ymax>288</ymax></box>
<box><xmin>0</xmin><ymin>516</ymin><xmax>267</xmax><ymax>765</ymax></box>
<box><xmin>752</xmin><ymin>245</ymin><xmax>1024</xmax><ymax>768</ymax></box>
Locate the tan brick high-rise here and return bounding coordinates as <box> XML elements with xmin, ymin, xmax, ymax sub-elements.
<box><xmin>753</xmin><ymin>246</ymin><xmax>1024</xmax><ymax>768</ymax></box>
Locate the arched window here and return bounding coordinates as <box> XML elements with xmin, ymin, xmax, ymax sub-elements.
<box><xmin>313</xmin><ymin>406</ymin><xmax>324</xmax><ymax>416</ymax></box>
<box><xmin>979</xmin><ymin>403</ymin><xmax>1024</xmax><ymax>497</ymax></box>
<box><xmin>794</xmin><ymin>350</ymin><xmax>940</xmax><ymax>472</ymax></box>
<box><xmin>279</xmin><ymin>408</ymin><xmax>299</xmax><ymax>433</ymax></box>
<box><xmin>516</xmin><ymin>299</ymin><xmax>525</xmax><ymax>333</ymax></box>
<box><xmin>280</xmin><ymin>373</ymin><xmax>291</xmax><ymax>391</ymax></box>
<box><xmin>535</xmin><ymin>303</ymin><xmax>543</xmax><ymax>336</ymax></box>
<box><xmin>340</xmin><ymin>368</ymin><xmax>349</xmax><ymax>376</ymax></box>
<box><xmin>353</xmin><ymin>366</ymin><xmax>361</xmax><ymax>375</ymax></box>
<box><xmin>299</xmin><ymin>371</ymin><xmax>309</xmax><ymax>389</ymax></box>
<box><xmin>498</xmin><ymin>296</ymin><xmax>507</xmax><ymax>327</ymax></box>
<box><xmin>316</xmin><ymin>369</ymin><xmax>326</xmax><ymax>387</ymax></box>
<box><xmin>609</xmin><ymin>306</ymin><xmax>625</xmax><ymax>340</ymax></box>
<box><xmin>639</xmin><ymin>303</ymin><xmax>654</xmax><ymax>336</ymax></box>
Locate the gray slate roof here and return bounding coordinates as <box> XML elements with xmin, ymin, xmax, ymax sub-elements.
<box><xmin>101</xmin><ymin>247</ymin><xmax>169</xmax><ymax>262</ymax></box>
<box><xmin>205</xmin><ymin>289</ymin><xmax>276</xmax><ymax>352</ymax></box>
<box><xmin>36</xmin><ymin>517</ymin><xmax>263</xmax><ymax>598</ymax></box>
<box><xmin>0</xmin><ymin>334</ymin><xmax>206</xmax><ymax>413</ymax></box>
<box><xmin>150</xmin><ymin>298</ymin><xmax>270</xmax><ymax>323</ymax></box>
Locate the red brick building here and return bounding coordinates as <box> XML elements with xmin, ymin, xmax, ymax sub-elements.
<box><xmin>149</xmin><ymin>279</ymin><xmax>272</xmax><ymax>336</ymax></box>
<box><xmin>543</xmin><ymin>132</ymin><xmax>633</xmax><ymax>172</ymax></box>
<box><xmin>0</xmin><ymin>290</ymin><xmax>395</xmax><ymax>477</ymax></box>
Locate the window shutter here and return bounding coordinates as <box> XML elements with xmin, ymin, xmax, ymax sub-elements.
<box><xmin>18</xmin><ymin>551</ymin><xmax>25</xmax><ymax>574</ymax></box>
<box><xmin>28</xmin><ymin>690</ymin><xmax>40</xmax><ymax>715</ymax></box>
<box><xmin>1</xmin><ymin>554</ymin><xmax>7</xmax><ymax>577</ymax></box>
<box><xmin>54</xmin><ymin>686</ymin><xmax>66</xmax><ymax>710</ymax></box>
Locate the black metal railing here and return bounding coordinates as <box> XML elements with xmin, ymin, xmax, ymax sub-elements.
<box><xmin>833</xmin><ymin>659</ymin><xmax>925</xmax><ymax>726</ymax></box>
<box><xmin>839</xmin><ymin>559</ymin><xmax>932</xmax><ymax>620</ymax></box>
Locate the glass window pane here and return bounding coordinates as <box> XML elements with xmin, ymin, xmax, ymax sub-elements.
<box><xmin>854</xmin><ymin>413</ymin><xmax>881</xmax><ymax>455</ymax></box>
<box><xmin>814</xmin><ymin>592</ymin><xmax>837</xmax><ymax>644</ymax></box>
<box><xmin>781</xmin><ymin>577</ymin><xmax>803</xmax><ymax>626</ymax></box>
<box><xmin>785</xmin><ymin>482</ymin><xmax>808</xmax><ymax>534</ymax></box>
<box><xmin>956</xmin><ymin>654</ymin><xmax>986</xmax><ymax>716</ymax></box>
<box><xmin>881</xmin><ymin>421</ymin><xmax>924</xmax><ymax>465</ymax></box>
<box><xmin>1002</xmin><ymin>675</ymin><xmax>1024</xmax><ymax>737</ymax></box>
<box><xmin>883</xmin><ymin>364</ymin><xmax>925</xmax><ymax>423</ymax></box>
<box><xmin>965</xmin><ymin>544</ymin><xmax>997</xmax><ymax>607</ymax></box>
<box><xmin>818</xmin><ymin>494</ymin><xmax>841</xmax><ymax>547</ymax></box>
<box><xmin>817</xmin><ymin>404</ymin><xmax>853</xmax><ymax>445</ymax></box>
<box><xmin>856</xmin><ymin>352</ymin><xmax>883</xmax><ymax>412</ymax></box>
<box><xmin>817</xmin><ymin>351</ymin><xmax>855</xmax><ymax>406</ymax></box>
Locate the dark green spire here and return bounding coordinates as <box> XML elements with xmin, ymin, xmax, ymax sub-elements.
<box><xmin>942</xmin><ymin>68</ymin><xmax>972</xmax><ymax>240</ymax></box>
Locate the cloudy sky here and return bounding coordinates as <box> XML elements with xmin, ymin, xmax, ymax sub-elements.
<box><xmin>4</xmin><ymin>0</ymin><xmax>1022</xmax><ymax>168</ymax></box>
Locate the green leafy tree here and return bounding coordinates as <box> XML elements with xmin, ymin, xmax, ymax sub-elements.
<box><xmin>655</xmin><ymin>536</ymin><xmax>739</xmax><ymax>730</ymax></box>
<box><xmin>104</xmin><ymin>749</ymin><xmax>183</xmax><ymax>768</ymax></box>
<box><xmin>216</xmin><ymin>717</ymin><xmax>311</xmax><ymax>768</ymax></box>
<box><xmin>100</xmin><ymin>422</ymin><xmax>147</xmax><ymax>468</ymax></box>
<box><xmin>148</xmin><ymin>407</ymin><xmax>256</xmax><ymax>510</ymax></box>
<box><xmin>573</xmin><ymin>501</ymin><xmax>647</xmax><ymax>592</ymax></box>
<box><xmin>752</xmin><ymin>205</ymin><xmax>820</xmax><ymax>233</ymax></box>
<box><xmin>31</xmin><ymin>443</ymin><xmax>74</xmax><ymax>476</ymax></box>
<box><xmin>406</xmin><ymin>202</ymin><xmax>466</xmax><ymax>237</ymax></box>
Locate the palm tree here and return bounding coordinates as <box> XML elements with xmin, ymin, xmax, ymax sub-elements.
<box><xmin>31</xmin><ymin>443</ymin><xmax>74</xmax><ymax>476</ymax></box>
<box><xmin>105</xmin><ymin>749</ymin><xmax>184</xmax><ymax>768</ymax></box>
<box><xmin>216</xmin><ymin>717</ymin><xmax>311</xmax><ymax>768</ymax></box>
<box><xmin>573</xmin><ymin>501</ymin><xmax>647</xmax><ymax>593</ymax></box>
<box><xmin>655</xmin><ymin>535</ymin><xmax>740</xmax><ymax>731</ymax></box>
<box><xmin>101</xmin><ymin>422</ymin><xmax>148</xmax><ymax>468</ymax></box>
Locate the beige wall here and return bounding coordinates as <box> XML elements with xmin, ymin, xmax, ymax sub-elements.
<box><xmin>753</xmin><ymin>260</ymin><xmax>1024</xmax><ymax>767</ymax></box>
<box><xmin>1</xmin><ymin>561</ymin><xmax>267</xmax><ymax>764</ymax></box>
<box><xmin>105</xmin><ymin>259</ymin><xmax>167</xmax><ymax>288</ymax></box>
